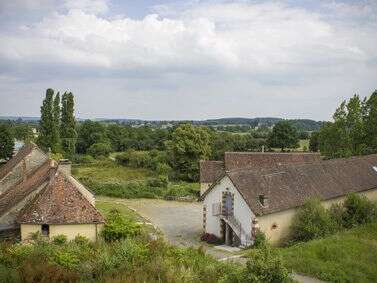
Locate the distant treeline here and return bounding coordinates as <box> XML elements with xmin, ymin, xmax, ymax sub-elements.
<box><xmin>0</xmin><ymin>116</ymin><xmax>323</xmax><ymax>132</ymax></box>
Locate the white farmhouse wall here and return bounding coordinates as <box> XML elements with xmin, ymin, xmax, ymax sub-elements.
<box><xmin>204</xmin><ymin>176</ymin><xmax>254</xmax><ymax>245</ymax></box>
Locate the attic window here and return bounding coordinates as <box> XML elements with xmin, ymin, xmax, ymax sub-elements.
<box><xmin>41</xmin><ymin>224</ymin><xmax>49</xmax><ymax>237</ymax></box>
<box><xmin>373</xmin><ymin>166</ymin><xmax>377</xmax><ymax>172</ymax></box>
<box><xmin>259</xmin><ymin>194</ymin><xmax>269</xmax><ymax>207</ymax></box>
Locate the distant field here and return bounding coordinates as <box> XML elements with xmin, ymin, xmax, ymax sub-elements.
<box><xmin>271</xmin><ymin>139</ymin><xmax>309</xmax><ymax>152</ymax></box>
<box><xmin>279</xmin><ymin>223</ymin><xmax>377</xmax><ymax>282</ymax></box>
<box><xmin>73</xmin><ymin>160</ymin><xmax>199</xmax><ymax>200</ymax></box>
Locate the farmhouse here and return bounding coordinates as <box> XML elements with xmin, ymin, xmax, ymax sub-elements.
<box><xmin>200</xmin><ymin>152</ymin><xmax>377</xmax><ymax>246</ymax></box>
<box><xmin>0</xmin><ymin>144</ymin><xmax>104</xmax><ymax>241</ymax></box>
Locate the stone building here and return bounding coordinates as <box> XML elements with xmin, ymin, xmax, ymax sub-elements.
<box><xmin>0</xmin><ymin>144</ymin><xmax>104</xmax><ymax>241</ymax></box>
<box><xmin>200</xmin><ymin>152</ymin><xmax>377</xmax><ymax>246</ymax></box>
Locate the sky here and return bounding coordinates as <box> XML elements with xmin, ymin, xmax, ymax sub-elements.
<box><xmin>0</xmin><ymin>0</ymin><xmax>376</xmax><ymax>121</ymax></box>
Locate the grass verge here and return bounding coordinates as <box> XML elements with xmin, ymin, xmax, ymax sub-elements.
<box><xmin>279</xmin><ymin>222</ymin><xmax>377</xmax><ymax>282</ymax></box>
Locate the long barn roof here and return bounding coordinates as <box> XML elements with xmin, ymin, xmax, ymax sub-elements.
<box><xmin>222</xmin><ymin>154</ymin><xmax>377</xmax><ymax>215</ymax></box>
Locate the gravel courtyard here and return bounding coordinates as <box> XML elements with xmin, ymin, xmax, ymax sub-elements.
<box><xmin>97</xmin><ymin>197</ymin><xmax>236</xmax><ymax>259</ymax></box>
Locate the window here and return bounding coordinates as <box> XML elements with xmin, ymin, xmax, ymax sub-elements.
<box><xmin>41</xmin><ymin>224</ymin><xmax>49</xmax><ymax>236</ymax></box>
<box><xmin>259</xmin><ymin>194</ymin><xmax>269</xmax><ymax>207</ymax></box>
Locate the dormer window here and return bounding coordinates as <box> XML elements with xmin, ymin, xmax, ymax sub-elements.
<box><xmin>259</xmin><ymin>194</ymin><xmax>269</xmax><ymax>207</ymax></box>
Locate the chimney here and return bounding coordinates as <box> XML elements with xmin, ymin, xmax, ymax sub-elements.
<box><xmin>58</xmin><ymin>159</ymin><xmax>72</xmax><ymax>176</ymax></box>
<box><xmin>261</xmin><ymin>145</ymin><xmax>265</xmax><ymax>153</ymax></box>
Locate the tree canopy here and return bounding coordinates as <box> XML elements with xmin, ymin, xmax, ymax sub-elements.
<box><xmin>267</xmin><ymin>121</ymin><xmax>299</xmax><ymax>151</ymax></box>
<box><xmin>167</xmin><ymin>124</ymin><xmax>212</xmax><ymax>181</ymax></box>
<box><xmin>0</xmin><ymin>124</ymin><xmax>14</xmax><ymax>160</ymax></box>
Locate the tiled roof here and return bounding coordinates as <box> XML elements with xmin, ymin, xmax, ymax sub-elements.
<box><xmin>224</xmin><ymin>152</ymin><xmax>322</xmax><ymax>171</ymax></box>
<box><xmin>0</xmin><ymin>160</ymin><xmax>53</xmax><ymax>218</ymax></box>
<box><xmin>199</xmin><ymin>152</ymin><xmax>322</xmax><ymax>186</ymax></box>
<box><xmin>0</xmin><ymin>144</ymin><xmax>33</xmax><ymax>180</ymax></box>
<box><xmin>200</xmin><ymin>161</ymin><xmax>225</xmax><ymax>183</ymax></box>
<box><xmin>225</xmin><ymin>154</ymin><xmax>377</xmax><ymax>215</ymax></box>
<box><xmin>17</xmin><ymin>172</ymin><xmax>105</xmax><ymax>224</ymax></box>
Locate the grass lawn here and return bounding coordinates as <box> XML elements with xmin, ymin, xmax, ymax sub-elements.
<box><xmin>279</xmin><ymin>223</ymin><xmax>377</xmax><ymax>282</ymax></box>
<box><xmin>73</xmin><ymin>159</ymin><xmax>199</xmax><ymax>199</ymax></box>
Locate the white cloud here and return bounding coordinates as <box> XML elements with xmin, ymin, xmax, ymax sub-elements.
<box><xmin>0</xmin><ymin>1</ymin><xmax>376</xmax><ymax>120</ymax></box>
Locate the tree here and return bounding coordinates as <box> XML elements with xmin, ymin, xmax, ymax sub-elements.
<box><xmin>0</xmin><ymin>124</ymin><xmax>14</xmax><ymax>160</ymax></box>
<box><xmin>61</xmin><ymin>92</ymin><xmax>77</xmax><ymax>157</ymax></box>
<box><xmin>309</xmin><ymin>131</ymin><xmax>320</xmax><ymax>152</ymax></box>
<box><xmin>346</xmin><ymin>95</ymin><xmax>365</xmax><ymax>155</ymax></box>
<box><xmin>37</xmin><ymin>89</ymin><xmax>54</xmax><ymax>151</ymax></box>
<box><xmin>51</xmin><ymin>92</ymin><xmax>61</xmax><ymax>152</ymax></box>
<box><xmin>267</xmin><ymin>121</ymin><xmax>298</xmax><ymax>151</ymax></box>
<box><xmin>364</xmin><ymin>90</ymin><xmax>377</xmax><ymax>152</ymax></box>
<box><xmin>76</xmin><ymin>120</ymin><xmax>109</xmax><ymax>154</ymax></box>
<box><xmin>167</xmin><ymin>124</ymin><xmax>212</xmax><ymax>181</ymax></box>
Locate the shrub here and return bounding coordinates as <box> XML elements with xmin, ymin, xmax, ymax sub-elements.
<box><xmin>156</xmin><ymin>163</ymin><xmax>172</xmax><ymax>176</ymax></box>
<box><xmin>88</xmin><ymin>142</ymin><xmax>112</xmax><ymax>157</ymax></box>
<box><xmin>290</xmin><ymin>199</ymin><xmax>337</xmax><ymax>242</ymax></box>
<box><xmin>74</xmin><ymin>154</ymin><xmax>94</xmax><ymax>164</ymax></box>
<box><xmin>329</xmin><ymin>202</ymin><xmax>345</xmax><ymax>229</ymax></box>
<box><xmin>52</xmin><ymin>235</ymin><xmax>67</xmax><ymax>245</ymax></box>
<box><xmin>342</xmin><ymin>193</ymin><xmax>377</xmax><ymax>228</ymax></box>
<box><xmin>200</xmin><ymin>233</ymin><xmax>222</xmax><ymax>245</ymax></box>
<box><xmin>253</xmin><ymin>231</ymin><xmax>267</xmax><ymax>248</ymax></box>
<box><xmin>73</xmin><ymin>235</ymin><xmax>90</xmax><ymax>246</ymax></box>
<box><xmin>52</xmin><ymin>250</ymin><xmax>79</xmax><ymax>270</ymax></box>
<box><xmin>241</xmin><ymin>246</ymin><xmax>289</xmax><ymax>283</ymax></box>
<box><xmin>102</xmin><ymin>209</ymin><xmax>141</xmax><ymax>242</ymax></box>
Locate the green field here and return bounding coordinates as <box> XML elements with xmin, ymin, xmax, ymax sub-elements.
<box><xmin>72</xmin><ymin>160</ymin><xmax>199</xmax><ymax>200</ymax></box>
<box><xmin>279</xmin><ymin>223</ymin><xmax>377</xmax><ymax>282</ymax></box>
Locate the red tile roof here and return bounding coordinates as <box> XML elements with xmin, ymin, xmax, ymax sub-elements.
<box><xmin>17</xmin><ymin>172</ymin><xmax>105</xmax><ymax>224</ymax></box>
<box><xmin>200</xmin><ymin>161</ymin><xmax>225</xmax><ymax>183</ymax></box>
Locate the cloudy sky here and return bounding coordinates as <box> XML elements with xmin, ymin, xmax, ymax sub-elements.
<box><xmin>1</xmin><ymin>0</ymin><xmax>376</xmax><ymax>120</ymax></box>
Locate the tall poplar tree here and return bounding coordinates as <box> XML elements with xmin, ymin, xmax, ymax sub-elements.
<box><xmin>37</xmin><ymin>89</ymin><xmax>54</xmax><ymax>151</ymax></box>
<box><xmin>52</xmin><ymin>92</ymin><xmax>61</xmax><ymax>152</ymax></box>
<box><xmin>61</xmin><ymin>92</ymin><xmax>77</xmax><ymax>157</ymax></box>
<box><xmin>364</xmin><ymin>90</ymin><xmax>377</xmax><ymax>151</ymax></box>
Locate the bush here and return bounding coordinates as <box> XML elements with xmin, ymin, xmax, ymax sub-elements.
<box><xmin>253</xmin><ymin>231</ymin><xmax>267</xmax><ymax>248</ymax></box>
<box><xmin>73</xmin><ymin>235</ymin><xmax>90</xmax><ymax>246</ymax></box>
<box><xmin>156</xmin><ymin>162</ymin><xmax>172</xmax><ymax>176</ymax></box>
<box><xmin>342</xmin><ymin>193</ymin><xmax>377</xmax><ymax>228</ymax></box>
<box><xmin>88</xmin><ymin>142</ymin><xmax>112</xmax><ymax>157</ymax></box>
<box><xmin>74</xmin><ymin>154</ymin><xmax>95</xmax><ymax>164</ymax></box>
<box><xmin>290</xmin><ymin>199</ymin><xmax>337</xmax><ymax>242</ymax></box>
<box><xmin>200</xmin><ymin>233</ymin><xmax>222</xmax><ymax>245</ymax></box>
<box><xmin>241</xmin><ymin>246</ymin><xmax>289</xmax><ymax>283</ymax></box>
<box><xmin>102</xmin><ymin>209</ymin><xmax>141</xmax><ymax>242</ymax></box>
<box><xmin>52</xmin><ymin>235</ymin><xmax>67</xmax><ymax>245</ymax></box>
<box><xmin>329</xmin><ymin>202</ymin><xmax>345</xmax><ymax>229</ymax></box>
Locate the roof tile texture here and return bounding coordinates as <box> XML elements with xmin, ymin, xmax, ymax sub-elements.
<box><xmin>227</xmin><ymin>154</ymin><xmax>377</xmax><ymax>215</ymax></box>
<box><xmin>17</xmin><ymin>172</ymin><xmax>105</xmax><ymax>224</ymax></box>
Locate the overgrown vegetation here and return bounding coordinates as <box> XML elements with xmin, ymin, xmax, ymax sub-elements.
<box><xmin>0</xmin><ymin>206</ymin><xmax>293</xmax><ymax>283</ymax></box>
<box><xmin>290</xmin><ymin>194</ymin><xmax>377</xmax><ymax>243</ymax></box>
<box><xmin>280</xmin><ymin>222</ymin><xmax>377</xmax><ymax>282</ymax></box>
<box><xmin>73</xmin><ymin>159</ymin><xmax>199</xmax><ymax>199</ymax></box>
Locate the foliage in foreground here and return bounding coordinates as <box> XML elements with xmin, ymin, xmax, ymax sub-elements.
<box><xmin>280</xmin><ymin>222</ymin><xmax>377</xmax><ymax>283</ymax></box>
<box><xmin>290</xmin><ymin>194</ymin><xmax>377</xmax><ymax>243</ymax></box>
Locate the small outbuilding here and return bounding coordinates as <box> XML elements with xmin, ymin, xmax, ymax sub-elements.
<box><xmin>0</xmin><ymin>144</ymin><xmax>105</xmax><ymax>241</ymax></box>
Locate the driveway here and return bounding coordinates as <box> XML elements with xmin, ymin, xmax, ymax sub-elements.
<box><xmin>97</xmin><ymin>197</ymin><xmax>235</xmax><ymax>259</ymax></box>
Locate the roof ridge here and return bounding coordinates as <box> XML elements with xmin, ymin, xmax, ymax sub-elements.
<box><xmin>0</xmin><ymin>144</ymin><xmax>34</xmax><ymax>180</ymax></box>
